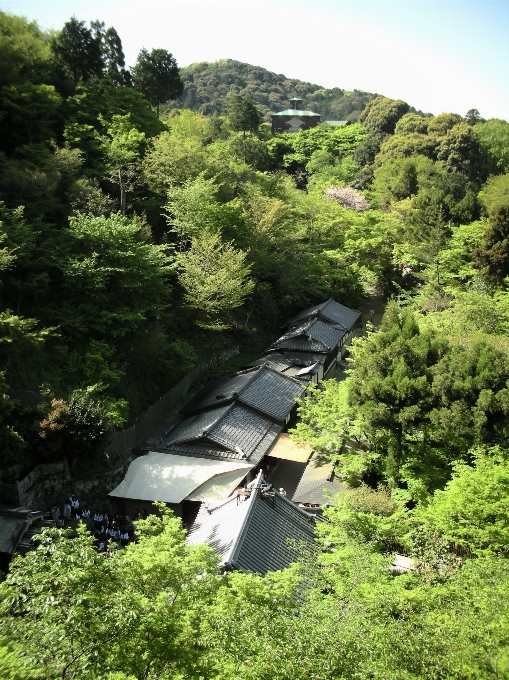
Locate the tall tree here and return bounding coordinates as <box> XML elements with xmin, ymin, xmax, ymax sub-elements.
<box><xmin>51</xmin><ymin>16</ymin><xmax>103</xmax><ymax>92</ymax></box>
<box><xmin>131</xmin><ymin>48</ymin><xmax>183</xmax><ymax>118</ymax></box>
<box><xmin>91</xmin><ymin>20</ymin><xmax>129</xmax><ymax>86</ymax></box>
<box><xmin>61</xmin><ymin>212</ymin><xmax>173</xmax><ymax>342</ymax></box>
<box><xmin>436</xmin><ymin>121</ymin><xmax>482</xmax><ymax>180</ymax></box>
<box><xmin>359</xmin><ymin>96</ymin><xmax>409</xmax><ymax>135</ymax></box>
<box><xmin>38</xmin><ymin>387</ymin><xmax>111</xmax><ymax>466</ymax></box>
<box><xmin>176</xmin><ymin>230</ymin><xmax>254</xmax><ymax>329</ymax></box>
<box><xmin>474</xmin><ymin>202</ymin><xmax>509</xmax><ymax>283</ymax></box>
<box><xmin>475</xmin><ymin>119</ymin><xmax>509</xmax><ymax>175</ymax></box>
<box><xmin>225</xmin><ymin>94</ymin><xmax>262</xmax><ymax>135</ymax></box>
<box><xmin>101</xmin><ymin>114</ymin><xmax>146</xmax><ymax>212</ymax></box>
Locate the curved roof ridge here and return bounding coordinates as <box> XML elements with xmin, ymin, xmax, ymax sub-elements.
<box><xmin>201</xmin><ymin>492</ymin><xmax>244</xmax><ymax>514</ymax></box>
<box><xmin>257</xmin><ymin>362</ymin><xmax>304</xmax><ymax>387</ymax></box>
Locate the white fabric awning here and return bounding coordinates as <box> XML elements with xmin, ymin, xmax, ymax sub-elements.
<box><xmin>186</xmin><ymin>468</ymin><xmax>250</xmax><ymax>502</ymax></box>
<box><xmin>109</xmin><ymin>452</ymin><xmax>252</xmax><ymax>504</ymax></box>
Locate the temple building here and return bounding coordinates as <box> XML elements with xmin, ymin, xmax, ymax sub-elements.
<box><xmin>271</xmin><ymin>97</ymin><xmax>321</xmax><ymax>133</ymax></box>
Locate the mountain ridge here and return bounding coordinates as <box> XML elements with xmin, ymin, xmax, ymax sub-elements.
<box><xmin>175</xmin><ymin>58</ymin><xmax>379</xmax><ymax>121</ymax></box>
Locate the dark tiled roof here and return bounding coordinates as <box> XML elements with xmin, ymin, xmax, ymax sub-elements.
<box><xmin>289</xmin><ymin>299</ymin><xmax>361</xmax><ymax>331</ymax></box>
<box><xmin>283</xmin><ymin>352</ymin><xmax>326</xmax><ymax>367</ymax></box>
<box><xmin>234</xmin><ymin>491</ymin><xmax>317</xmax><ymax>574</ymax></box>
<box><xmin>187</xmin><ymin>473</ymin><xmax>320</xmax><ymax>575</ymax></box>
<box><xmin>192</xmin><ymin>370</ymin><xmax>256</xmax><ymax>411</ymax></box>
<box><xmin>187</xmin><ymin>494</ymin><xmax>251</xmax><ymax>559</ymax></box>
<box><xmin>165</xmin><ymin>422</ymin><xmax>281</xmax><ymax>466</ymax></box>
<box><xmin>165</xmin><ymin>443</ymin><xmax>241</xmax><ymax>461</ymax></box>
<box><xmin>240</xmin><ymin>367</ymin><xmax>304</xmax><ymax>421</ymax></box>
<box><xmin>272</xmin><ymin>318</ymin><xmax>345</xmax><ymax>353</ymax></box>
<box><xmin>248</xmin><ymin>423</ymin><xmax>282</xmax><ymax>466</ymax></box>
<box><xmin>165</xmin><ymin>405</ymin><xmax>231</xmax><ymax>446</ymax></box>
<box><xmin>244</xmin><ymin>353</ymin><xmax>293</xmax><ymax>372</ymax></box>
<box><xmin>292</xmin><ymin>454</ymin><xmax>344</xmax><ymax>505</ymax></box>
<box><xmin>211</xmin><ymin>405</ymin><xmax>272</xmax><ymax>456</ymax></box>
<box><xmin>188</xmin><ymin>365</ymin><xmax>304</xmax><ymax>423</ymax></box>
<box><xmin>165</xmin><ymin>403</ymin><xmax>278</xmax><ymax>461</ymax></box>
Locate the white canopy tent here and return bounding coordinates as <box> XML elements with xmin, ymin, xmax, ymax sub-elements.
<box><xmin>109</xmin><ymin>452</ymin><xmax>252</xmax><ymax>504</ymax></box>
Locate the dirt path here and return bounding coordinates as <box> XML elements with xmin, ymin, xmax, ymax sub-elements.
<box><xmin>362</xmin><ymin>292</ymin><xmax>387</xmax><ymax>330</ymax></box>
<box><xmin>334</xmin><ymin>293</ymin><xmax>387</xmax><ymax>381</ymax></box>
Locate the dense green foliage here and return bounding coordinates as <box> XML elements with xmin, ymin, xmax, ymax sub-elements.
<box><xmin>2</xmin><ymin>498</ymin><xmax>509</xmax><ymax>679</ymax></box>
<box><xmin>1</xmin><ymin>7</ymin><xmax>508</xmax><ymax>470</ymax></box>
<box><xmin>2</xmin><ymin>11</ymin><xmax>509</xmax><ymax>675</ymax></box>
<box><xmin>0</xmin><ymin>11</ymin><xmax>387</xmax><ymax>468</ymax></box>
<box><xmin>292</xmin><ymin>83</ymin><xmax>509</xmax><ymax>501</ymax></box>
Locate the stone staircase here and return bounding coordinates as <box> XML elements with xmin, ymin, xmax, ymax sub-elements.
<box><xmin>16</xmin><ymin>515</ymin><xmax>57</xmax><ymax>554</ymax></box>
<box><xmin>0</xmin><ymin>507</ymin><xmax>56</xmax><ymax>561</ymax></box>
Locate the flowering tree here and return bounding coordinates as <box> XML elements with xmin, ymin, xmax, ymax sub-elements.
<box><xmin>324</xmin><ymin>187</ymin><xmax>371</xmax><ymax>212</ymax></box>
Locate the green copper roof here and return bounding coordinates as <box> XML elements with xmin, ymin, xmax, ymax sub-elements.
<box><xmin>272</xmin><ymin>109</ymin><xmax>321</xmax><ymax>117</ymax></box>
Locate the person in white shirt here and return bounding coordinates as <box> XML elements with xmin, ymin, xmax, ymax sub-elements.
<box><xmin>94</xmin><ymin>511</ymin><xmax>103</xmax><ymax>530</ymax></box>
<box><xmin>81</xmin><ymin>507</ymin><xmax>90</xmax><ymax>519</ymax></box>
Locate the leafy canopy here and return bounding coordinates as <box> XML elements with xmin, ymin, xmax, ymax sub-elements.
<box><xmin>176</xmin><ymin>230</ymin><xmax>254</xmax><ymax>329</ymax></box>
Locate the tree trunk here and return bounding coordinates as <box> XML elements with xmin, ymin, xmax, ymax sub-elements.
<box><xmin>119</xmin><ymin>168</ymin><xmax>126</xmax><ymax>213</ymax></box>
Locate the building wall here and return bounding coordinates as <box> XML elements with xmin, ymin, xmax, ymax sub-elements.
<box><xmin>271</xmin><ymin>115</ymin><xmax>321</xmax><ymax>134</ymax></box>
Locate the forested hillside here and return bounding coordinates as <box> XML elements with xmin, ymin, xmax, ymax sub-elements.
<box><xmin>2</xmin><ymin>10</ymin><xmax>509</xmax><ymax>678</ymax></box>
<box><xmin>175</xmin><ymin>58</ymin><xmax>377</xmax><ymax>120</ymax></box>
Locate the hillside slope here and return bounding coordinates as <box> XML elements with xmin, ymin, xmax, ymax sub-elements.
<box><xmin>175</xmin><ymin>59</ymin><xmax>378</xmax><ymax>121</ymax></box>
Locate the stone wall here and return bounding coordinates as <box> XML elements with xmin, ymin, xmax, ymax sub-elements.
<box><xmin>0</xmin><ymin>455</ymin><xmax>137</xmax><ymax>514</ymax></box>
<box><xmin>106</xmin><ymin>346</ymin><xmax>240</xmax><ymax>461</ymax></box>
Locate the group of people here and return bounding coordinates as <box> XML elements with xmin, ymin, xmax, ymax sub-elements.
<box><xmin>51</xmin><ymin>495</ymin><xmax>89</xmax><ymax>526</ymax></box>
<box><xmin>93</xmin><ymin>511</ymin><xmax>136</xmax><ymax>551</ymax></box>
<box><xmin>50</xmin><ymin>495</ymin><xmax>144</xmax><ymax>553</ymax></box>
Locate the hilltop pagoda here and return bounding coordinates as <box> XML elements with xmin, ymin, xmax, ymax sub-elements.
<box><xmin>271</xmin><ymin>97</ymin><xmax>321</xmax><ymax>133</ymax></box>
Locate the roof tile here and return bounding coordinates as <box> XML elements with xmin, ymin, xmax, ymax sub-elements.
<box><xmin>189</xmin><ymin>365</ymin><xmax>304</xmax><ymax>422</ymax></box>
<box><xmin>272</xmin><ymin>318</ymin><xmax>345</xmax><ymax>353</ymax></box>
<box><xmin>187</xmin><ymin>473</ymin><xmax>320</xmax><ymax>574</ymax></box>
<box><xmin>288</xmin><ymin>298</ymin><xmax>361</xmax><ymax>330</ymax></box>
<box><xmin>292</xmin><ymin>453</ymin><xmax>344</xmax><ymax>505</ymax></box>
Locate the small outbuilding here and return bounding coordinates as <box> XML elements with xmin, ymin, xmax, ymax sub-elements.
<box><xmin>0</xmin><ymin>507</ymin><xmax>53</xmax><ymax>570</ymax></box>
